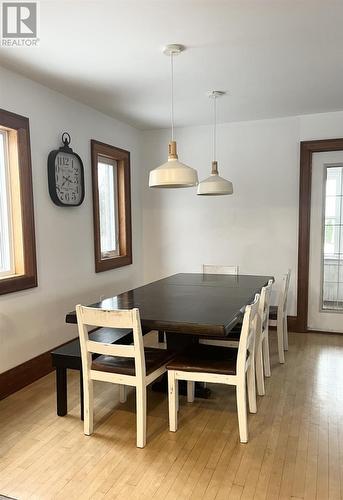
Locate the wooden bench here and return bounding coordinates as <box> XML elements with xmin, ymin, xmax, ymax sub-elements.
<box><xmin>51</xmin><ymin>327</ymin><xmax>133</xmax><ymax>419</ymax></box>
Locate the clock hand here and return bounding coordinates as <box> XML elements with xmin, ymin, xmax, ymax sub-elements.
<box><xmin>61</xmin><ymin>175</ymin><xmax>72</xmax><ymax>187</ymax></box>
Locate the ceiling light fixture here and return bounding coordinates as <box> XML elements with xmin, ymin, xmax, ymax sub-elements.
<box><xmin>197</xmin><ymin>91</ymin><xmax>233</xmax><ymax>196</ymax></box>
<box><xmin>149</xmin><ymin>44</ymin><xmax>198</xmax><ymax>188</ymax></box>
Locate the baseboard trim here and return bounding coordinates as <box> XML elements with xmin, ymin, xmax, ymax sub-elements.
<box><xmin>287</xmin><ymin>315</ymin><xmax>298</xmax><ymax>332</ymax></box>
<box><xmin>0</xmin><ymin>337</ymin><xmax>77</xmax><ymax>400</ymax></box>
<box><xmin>269</xmin><ymin>315</ymin><xmax>298</xmax><ymax>332</ymax></box>
<box><xmin>305</xmin><ymin>329</ymin><xmax>343</xmax><ymax>336</ymax></box>
<box><xmin>271</xmin><ymin>315</ymin><xmax>343</xmax><ymax>335</ymax></box>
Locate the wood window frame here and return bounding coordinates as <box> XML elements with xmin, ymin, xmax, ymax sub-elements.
<box><xmin>91</xmin><ymin>139</ymin><xmax>132</xmax><ymax>272</ymax></box>
<box><xmin>0</xmin><ymin>108</ymin><xmax>37</xmax><ymax>295</ymax></box>
<box><xmin>296</xmin><ymin>138</ymin><xmax>343</xmax><ymax>332</ymax></box>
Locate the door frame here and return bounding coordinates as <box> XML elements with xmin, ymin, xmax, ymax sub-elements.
<box><xmin>296</xmin><ymin>138</ymin><xmax>343</xmax><ymax>332</ymax></box>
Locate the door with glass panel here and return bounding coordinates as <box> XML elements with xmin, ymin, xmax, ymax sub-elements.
<box><xmin>308</xmin><ymin>151</ymin><xmax>343</xmax><ymax>332</ymax></box>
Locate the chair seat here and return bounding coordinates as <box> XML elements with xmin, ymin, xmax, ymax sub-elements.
<box><xmin>166</xmin><ymin>345</ymin><xmax>238</xmax><ymax>375</ymax></box>
<box><xmin>269</xmin><ymin>305</ymin><xmax>278</xmax><ymax>320</ymax></box>
<box><xmin>91</xmin><ymin>347</ymin><xmax>176</xmax><ymax>376</ymax></box>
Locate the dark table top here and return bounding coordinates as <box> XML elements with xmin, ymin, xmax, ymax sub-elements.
<box><xmin>65</xmin><ymin>273</ymin><xmax>273</xmax><ymax>337</ymax></box>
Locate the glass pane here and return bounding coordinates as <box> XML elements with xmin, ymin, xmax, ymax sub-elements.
<box><xmin>324</xmin><ymin>196</ymin><xmax>341</xmax><ymax>226</ymax></box>
<box><xmin>322</xmin><ymin>165</ymin><xmax>343</xmax><ymax>311</ymax></box>
<box><xmin>97</xmin><ymin>158</ymin><xmax>119</xmax><ymax>259</ymax></box>
<box><xmin>0</xmin><ymin>131</ymin><xmax>13</xmax><ymax>276</ymax></box>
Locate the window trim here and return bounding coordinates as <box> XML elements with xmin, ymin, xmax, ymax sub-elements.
<box><xmin>0</xmin><ymin>108</ymin><xmax>37</xmax><ymax>295</ymax></box>
<box><xmin>91</xmin><ymin>139</ymin><xmax>132</xmax><ymax>272</ymax></box>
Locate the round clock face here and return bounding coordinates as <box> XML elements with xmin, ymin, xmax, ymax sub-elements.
<box><xmin>54</xmin><ymin>152</ymin><xmax>83</xmax><ymax>205</ymax></box>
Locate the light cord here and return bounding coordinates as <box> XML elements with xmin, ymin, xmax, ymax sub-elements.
<box><xmin>213</xmin><ymin>95</ymin><xmax>217</xmax><ymax>161</ymax></box>
<box><xmin>171</xmin><ymin>52</ymin><xmax>174</xmax><ymax>141</ymax></box>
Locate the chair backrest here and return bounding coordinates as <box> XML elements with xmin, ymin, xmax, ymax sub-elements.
<box><xmin>202</xmin><ymin>264</ymin><xmax>239</xmax><ymax>275</ymax></box>
<box><xmin>280</xmin><ymin>269</ymin><xmax>291</xmax><ymax>314</ymax></box>
<box><xmin>236</xmin><ymin>294</ymin><xmax>260</xmax><ymax>377</ymax></box>
<box><xmin>259</xmin><ymin>279</ymin><xmax>274</xmax><ymax>335</ymax></box>
<box><xmin>76</xmin><ymin>305</ymin><xmax>145</xmax><ymax>380</ymax></box>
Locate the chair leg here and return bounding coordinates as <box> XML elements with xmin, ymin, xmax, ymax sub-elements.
<box><xmin>236</xmin><ymin>383</ymin><xmax>248</xmax><ymax>443</ymax></box>
<box><xmin>263</xmin><ymin>331</ymin><xmax>271</xmax><ymax>377</ymax></box>
<box><xmin>119</xmin><ymin>385</ymin><xmax>127</xmax><ymax>403</ymax></box>
<box><xmin>168</xmin><ymin>371</ymin><xmax>178</xmax><ymax>432</ymax></box>
<box><xmin>255</xmin><ymin>340</ymin><xmax>265</xmax><ymax>396</ymax></box>
<box><xmin>283</xmin><ymin>316</ymin><xmax>289</xmax><ymax>351</ymax></box>
<box><xmin>247</xmin><ymin>362</ymin><xmax>257</xmax><ymax>413</ymax></box>
<box><xmin>83</xmin><ymin>378</ymin><xmax>94</xmax><ymax>436</ymax></box>
<box><xmin>187</xmin><ymin>381</ymin><xmax>195</xmax><ymax>402</ymax></box>
<box><xmin>277</xmin><ymin>317</ymin><xmax>285</xmax><ymax>364</ymax></box>
<box><xmin>136</xmin><ymin>384</ymin><xmax>147</xmax><ymax>448</ymax></box>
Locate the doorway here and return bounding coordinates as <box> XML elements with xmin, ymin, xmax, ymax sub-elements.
<box><xmin>297</xmin><ymin>138</ymin><xmax>343</xmax><ymax>333</ymax></box>
<box><xmin>308</xmin><ymin>152</ymin><xmax>343</xmax><ymax>331</ymax></box>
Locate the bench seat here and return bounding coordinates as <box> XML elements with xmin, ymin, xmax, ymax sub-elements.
<box><xmin>51</xmin><ymin>327</ymin><xmax>133</xmax><ymax>418</ymax></box>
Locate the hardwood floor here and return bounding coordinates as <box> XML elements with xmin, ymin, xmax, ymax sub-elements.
<box><xmin>1</xmin><ymin>331</ymin><xmax>343</xmax><ymax>499</ymax></box>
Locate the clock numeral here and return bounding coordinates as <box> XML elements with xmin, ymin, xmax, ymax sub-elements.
<box><xmin>57</xmin><ymin>155</ymin><xmax>70</xmax><ymax>166</ymax></box>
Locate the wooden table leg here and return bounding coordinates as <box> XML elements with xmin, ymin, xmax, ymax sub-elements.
<box><xmin>56</xmin><ymin>367</ymin><xmax>67</xmax><ymax>416</ymax></box>
<box><xmin>152</xmin><ymin>332</ymin><xmax>211</xmax><ymax>399</ymax></box>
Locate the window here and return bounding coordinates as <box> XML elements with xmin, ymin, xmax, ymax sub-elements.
<box><xmin>322</xmin><ymin>165</ymin><xmax>343</xmax><ymax>310</ymax></box>
<box><xmin>0</xmin><ymin>109</ymin><xmax>37</xmax><ymax>295</ymax></box>
<box><xmin>0</xmin><ymin>130</ymin><xmax>13</xmax><ymax>277</ymax></box>
<box><xmin>98</xmin><ymin>158</ymin><xmax>119</xmax><ymax>259</ymax></box>
<box><xmin>91</xmin><ymin>140</ymin><xmax>132</xmax><ymax>272</ymax></box>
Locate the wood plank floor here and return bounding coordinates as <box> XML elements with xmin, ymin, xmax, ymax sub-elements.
<box><xmin>1</xmin><ymin>331</ymin><xmax>343</xmax><ymax>499</ymax></box>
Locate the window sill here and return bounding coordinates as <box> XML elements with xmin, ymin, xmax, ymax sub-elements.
<box><xmin>101</xmin><ymin>251</ymin><xmax>120</xmax><ymax>260</ymax></box>
<box><xmin>95</xmin><ymin>254</ymin><xmax>132</xmax><ymax>273</ymax></box>
<box><xmin>0</xmin><ymin>273</ymin><xmax>37</xmax><ymax>295</ymax></box>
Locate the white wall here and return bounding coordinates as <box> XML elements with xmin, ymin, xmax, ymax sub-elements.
<box><xmin>2</xmin><ymin>63</ymin><xmax>343</xmax><ymax>374</ymax></box>
<box><xmin>141</xmin><ymin>111</ymin><xmax>343</xmax><ymax>316</ymax></box>
<box><xmin>0</xmin><ymin>67</ymin><xmax>143</xmax><ymax>373</ymax></box>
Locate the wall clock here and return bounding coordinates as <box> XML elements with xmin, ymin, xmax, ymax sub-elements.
<box><xmin>48</xmin><ymin>132</ymin><xmax>85</xmax><ymax>207</ymax></box>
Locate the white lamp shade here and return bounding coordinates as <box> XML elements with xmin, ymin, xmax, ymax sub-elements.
<box><xmin>197</xmin><ymin>173</ymin><xmax>233</xmax><ymax>196</ymax></box>
<box><xmin>149</xmin><ymin>141</ymin><xmax>198</xmax><ymax>188</ymax></box>
<box><xmin>149</xmin><ymin>159</ymin><xmax>198</xmax><ymax>188</ymax></box>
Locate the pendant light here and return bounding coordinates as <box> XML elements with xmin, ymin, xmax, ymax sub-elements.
<box><xmin>197</xmin><ymin>91</ymin><xmax>233</xmax><ymax>196</ymax></box>
<box><xmin>149</xmin><ymin>44</ymin><xmax>198</xmax><ymax>188</ymax></box>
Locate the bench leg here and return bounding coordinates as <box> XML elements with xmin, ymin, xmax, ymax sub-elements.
<box><xmin>56</xmin><ymin>367</ymin><xmax>67</xmax><ymax>416</ymax></box>
<box><xmin>80</xmin><ymin>370</ymin><xmax>84</xmax><ymax>421</ymax></box>
<box><xmin>158</xmin><ymin>331</ymin><xmax>165</xmax><ymax>343</ymax></box>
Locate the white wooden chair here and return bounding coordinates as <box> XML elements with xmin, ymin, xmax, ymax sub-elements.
<box><xmin>269</xmin><ymin>269</ymin><xmax>291</xmax><ymax>364</ymax></box>
<box><xmin>167</xmin><ymin>294</ymin><xmax>260</xmax><ymax>443</ymax></box>
<box><xmin>202</xmin><ymin>264</ymin><xmax>239</xmax><ymax>275</ymax></box>
<box><xmin>199</xmin><ymin>278</ymin><xmax>273</xmax><ymax>397</ymax></box>
<box><xmin>255</xmin><ymin>279</ymin><xmax>273</xmax><ymax>395</ymax></box>
<box><xmin>199</xmin><ymin>265</ymin><xmax>273</xmax><ymax>397</ymax></box>
<box><xmin>76</xmin><ymin>305</ymin><xmax>175</xmax><ymax>448</ymax></box>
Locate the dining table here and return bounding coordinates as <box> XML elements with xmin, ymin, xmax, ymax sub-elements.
<box><xmin>66</xmin><ymin>272</ymin><xmax>273</xmax><ymax>335</ymax></box>
<box><xmin>65</xmin><ymin>272</ymin><xmax>273</xmax><ymax>398</ymax></box>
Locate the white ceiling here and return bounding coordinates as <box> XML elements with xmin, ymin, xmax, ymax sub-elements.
<box><xmin>1</xmin><ymin>0</ymin><xmax>343</xmax><ymax>130</ymax></box>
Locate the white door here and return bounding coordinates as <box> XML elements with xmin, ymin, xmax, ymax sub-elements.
<box><xmin>308</xmin><ymin>151</ymin><xmax>343</xmax><ymax>332</ymax></box>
